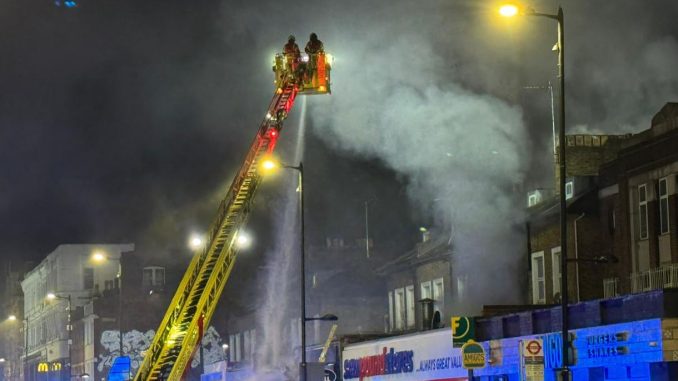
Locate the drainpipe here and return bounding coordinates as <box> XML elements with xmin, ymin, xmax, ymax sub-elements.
<box><xmin>574</xmin><ymin>213</ymin><xmax>586</xmax><ymax>302</ymax></box>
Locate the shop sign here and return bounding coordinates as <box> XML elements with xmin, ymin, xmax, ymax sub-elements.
<box><xmin>343</xmin><ymin>329</ymin><xmax>466</xmax><ymax>380</ymax></box>
<box><xmin>521</xmin><ymin>339</ymin><xmax>544</xmax><ymax>381</ymax></box>
<box><xmin>461</xmin><ymin>340</ymin><xmax>485</xmax><ymax>369</ymax></box>
<box><xmin>451</xmin><ymin>316</ymin><xmax>475</xmax><ymax>348</ymax></box>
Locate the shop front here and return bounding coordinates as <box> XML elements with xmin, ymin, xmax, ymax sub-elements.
<box><xmin>474</xmin><ymin>318</ymin><xmax>678</xmax><ymax>381</ymax></box>
<box><xmin>342</xmin><ymin>329</ymin><xmax>468</xmax><ymax>381</ymax></box>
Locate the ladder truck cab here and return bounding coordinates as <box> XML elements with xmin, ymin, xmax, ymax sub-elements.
<box><xmin>274</xmin><ymin>51</ymin><xmax>332</xmax><ymax>95</ymax></box>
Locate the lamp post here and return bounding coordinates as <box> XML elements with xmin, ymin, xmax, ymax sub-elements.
<box><xmin>260</xmin><ymin>158</ymin><xmax>308</xmax><ymax>380</ymax></box>
<box><xmin>46</xmin><ymin>293</ymin><xmax>72</xmax><ymax>381</ymax></box>
<box><xmin>91</xmin><ymin>252</ymin><xmax>124</xmax><ymax>357</ymax></box>
<box><xmin>500</xmin><ymin>4</ymin><xmax>568</xmax><ymax>379</ymax></box>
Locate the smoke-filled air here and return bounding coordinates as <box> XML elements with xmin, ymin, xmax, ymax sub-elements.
<box><xmin>308</xmin><ymin>5</ymin><xmax>529</xmax><ymax>313</ymax></box>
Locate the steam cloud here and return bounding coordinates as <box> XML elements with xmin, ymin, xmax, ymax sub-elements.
<box><xmin>308</xmin><ymin>20</ymin><xmax>529</xmax><ymax>313</ymax></box>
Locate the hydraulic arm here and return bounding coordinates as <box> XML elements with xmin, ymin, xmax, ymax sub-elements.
<box><xmin>133</xmin><ymin>50</ymin><xmax>331</xmax><ymax>381</ymax></box>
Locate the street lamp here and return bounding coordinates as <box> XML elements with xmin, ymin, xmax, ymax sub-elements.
<box><xmin>499</xmin><ymin>4</ymin><xmax>569</xmax><ymax>380</ymax></box>
<box><xmin>46</xmin><ymin>292</ymin><xmax>72</xmax><ymax>381</ymax></box>
<box><xmin>90</xmin><ymin>251</ymin><xmax>125</xmax><ymax>358</ymax></box>
<box><xmin>7</xmin><ymin>315</ymin><xmax>17</xmax><ymax>322</ymax></box>
<box><xmin>188</xmin><ymin>234</ymin><xmax>204</xmax><ymax>250</ymax></box>
<box><xmin>259</xmin><ymin>157</ymin><xmax>308</xmax><ymax>380</ymax></box>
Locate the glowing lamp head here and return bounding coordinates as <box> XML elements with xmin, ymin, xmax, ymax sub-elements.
<box><xmin>236</xmin><ymin>233</ymin><xmax>252</xmax><ymax>249</ymax></box>
<box><xmin>499</xmin><ymin>4</ymin><xmax>519</xmax><ymax>17</ymax></box>
<box><xmin>46</xmin><ymin>293</ymin><xmax>57</xmax><ymax>301</ymax></box>
<box><xmin>8</xmin><ymin>315</ymin><xmax>17</xmax><ymax>321</ymax></box>
<box><xmin>222</xmin><ymin>343</ymin><xmax>229</xmax><ymax>350</ymax></box>
<box><xmin>189</xmin><ymin>234</ymin><xmax>204</xmax><ymax>250</ymax></box>
<box><xmin>91</xmin><ymin>251</ymin><xmax>106</xmax><ymax>263</ymax></box>
<box><xmin>260</xmin><ymin>159</ymin><xmax>278</xmax><ymax>173</ymax></box>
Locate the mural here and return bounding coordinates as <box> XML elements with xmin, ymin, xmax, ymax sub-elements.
<box><xmin>97</xmin><ymin>326</ymin><xmax>225</xmax><ymax>375</ymax></box>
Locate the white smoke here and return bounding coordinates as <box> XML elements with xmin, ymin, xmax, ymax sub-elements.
<box><xmin>309</xmin><ymin>15</ymin><xmax>530</xmax><ymax>313</ymax></box>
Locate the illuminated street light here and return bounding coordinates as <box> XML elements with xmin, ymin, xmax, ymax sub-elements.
<box><xmin>499</xmin><ymin>4</ymin><xmax>519</xmax><ymax>17</ymax></box>
<box><xmin>189</xmin><ymin>234</ymin><xmax>204</xmax><ymax>250</ymax></box>
<box><xmin>89</xmin><ymin>250</ymin><xmax>124</xmax><ymax>357</ymax></box>
<box><xmin>7</xmin><ymin>314</ymin><xmax>17</xmax><ymax>322</ymax></box>
<box><xmin>222</xmin><ymin>343</ymin><xmax>228</xmax><ymax>350</ymax></box>
<box><xmin>45</xmin><ymin>292</ymin><xmax>72</xmax><ymax>380</ymax></box>
<box><xmin>498</xmin><ymin>3</ymin><xmax>569</xmax><ymax>379</ymax></box>
<box><xmin>236</xmin><ymin>233</ymin><xmax>252</xmax><ymax>249</ymax></box>
<box><xmin>0</xmin><ymin>358</ymin><xmax>5</xmax><ymax>363</ymax></box>
<box><xmin>261</xmin><ymin>159</ymin><xmax>308</xmax><ymax>379</ymax></box>
<box><xmin>261</xmin><ymin>159</ymin><xmax>277</xmax><ymax>171</ymax></box>
<box><xmin>91</xmin><ymin>251</ymin><xmax>106</xmax><ymax>263</ymax></box>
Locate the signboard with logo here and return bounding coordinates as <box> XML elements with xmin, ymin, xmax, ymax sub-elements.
<box><xmin>520</xmin><ymin>339</ymin><xmax>544</xmax><ymax>381</ymax></box>
<box><xmin>342</xmin><ymin>329</ymin><xmax>467</xmax><ymax>380</ymax></box>
<box><xmin>451</xmin><ymin>316</ymin><xmax>475</xmax><ymax>348</ymax></box>
<box><xmin>470</xmin><ymin>318</ymin><xmax>665</xmax><ymax>379</ymax></box>
<box><xmin>461</xmin><ymin>340</ymin><xmax>485</xmax><ymax>369</ymax></box>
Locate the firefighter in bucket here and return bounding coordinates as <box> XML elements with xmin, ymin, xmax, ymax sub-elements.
<box><xmin>275</xmin><ymin>33</ymin><xmax>331</xmax><ymax>94</ymax></box>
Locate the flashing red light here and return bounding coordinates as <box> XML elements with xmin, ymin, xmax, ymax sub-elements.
<box><xmin>270</xmin><ymin>129</ymin><xmax>278</xmax><ymax>137</ymax></box>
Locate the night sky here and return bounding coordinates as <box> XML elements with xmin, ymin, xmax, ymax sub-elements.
<box><xmin>2</xmin><ymin>0</ymin><xmax>678</xmax><ymax>267</ymax></box>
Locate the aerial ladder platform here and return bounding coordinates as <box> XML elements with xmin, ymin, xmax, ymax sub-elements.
<box><xmin>132</xmin><ymin>49</ymin><xmax>331</xmax><ymax>381</ymax></box>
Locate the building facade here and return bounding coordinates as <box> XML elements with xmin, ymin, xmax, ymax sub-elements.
<box><xmin>20</xmin><ymin>243</ymin><xmax>133</xmax><ymax>381</ymax></box>
<box><xmin>527</xmin><ymin>102</ymin><xmax>678</xmax><ymax>306</ymax></box>
<box><xmin>377</xmin><ymin>231</ymin><xmax>453</xmax><ymax>334</ymax></box>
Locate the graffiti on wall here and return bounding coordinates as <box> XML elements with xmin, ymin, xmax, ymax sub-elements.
<box><xmin>97</xmin><ymin>326</ymin><xmax>225</xmax><ymax>375</ymax></box>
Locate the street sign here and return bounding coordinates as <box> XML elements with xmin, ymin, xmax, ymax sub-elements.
<box><xmin>461</xmin><ymin>340</ymin><xmax>485</xmax><ymax>369</ymax></box>
<box><xmin>451</xmin><ymin>316</ymin><xmax>475</xmax><ymax>348</ymax></box>
<box><xmin>521</xmin><ymin>339</ymin><xmax>544</xmax><ymax>381</ymax></box>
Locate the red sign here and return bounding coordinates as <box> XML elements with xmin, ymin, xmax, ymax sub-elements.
<box><xmin>526</xmin><ymin>340</ymin><xmax>542</xmax><ymax>355</ymax></box>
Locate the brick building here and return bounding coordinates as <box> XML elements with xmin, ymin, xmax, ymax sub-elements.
<box><xmin>598</xmin><ymin>102</ymin><xmax>678</xmax><ymax>296</ymax></box>
<box><xmin>376</xmin><ymin>230</ymin><xmax>453</xmax><ymax>334</ymax></box>
<box><xmin>527</xmin><ymin>102</ymin><xmax>678</xmax><ymax>306</ymax></box>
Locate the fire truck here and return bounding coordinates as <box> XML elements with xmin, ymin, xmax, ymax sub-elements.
<box><xmin>131</xmin><ymin>47</ymin><xmax>332</xmax><ymax>380</ymax></box>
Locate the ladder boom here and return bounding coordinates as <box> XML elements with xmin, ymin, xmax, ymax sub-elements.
<box><xmin>134</xmin><ymin>82</ymin><xmax>298</xmax><ymax>381</ymax></box>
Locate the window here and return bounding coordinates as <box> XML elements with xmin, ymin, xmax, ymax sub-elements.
<box><xmin>457</xmin><ymin>275</ymin><xmax>467</xmax><ymax>301</ymax></box>
<box><xmin>387</xmin><ymin>291</ymin><xmax>394</xmax><ymax>331</ymax></box>
<box><xmin>659</xmin><ymin>178</ymin><xmax>669</xmax><ymax>235</ymax></box>
<box><xmin>243</xmin><ymin>330</ymin><xmax>251</xmax><ymax>362</ymax></box>
<box><xmin>234</xmin><ymin>333</ymin><xmax>241</xmax><ymax>362</ymax></box>
<box><xmin>142</xmin><ymin>267</ymin><xmax>166</xmax><ymax>287</ymax></box>
<box><xmin>406</xmin><ymin>285</ymin><xmax>415</xmax><ymax>329</ymax></box>
<box><xmin>608</xmin><ymin>208</ymin><xmax>616</xmax><ymax>235</ymax></box>
<box><xmin>638</xmin><ymin>184</ymin><xmax>648</xmax><ymax>239</ymax></box>
<box><xmin>531</xmin><ymin>252</ymin><xmax>545</xmax><ymax>304</ymax></box>
<box><xmin>432</xmin><ymin>278</ymin><xmax>444</xmax><ymax>317</ymax></box>
<box><xmin>420</xmin><ymin>281</ymin><xmax>432</xmax><ymax>300</ymax></box>
<box><xmin>394</xmin><ymin>288</ymin><xmax>405</xmax><ymax>330</ymax></box>
<box><xmin>565</xmin><ymin>181</ymin><xmax>574</xmax><ymax>200</ymax></box>
<box><xmin>551</xmin><ymin>247</ymin><xmax>561</xmax><ymax>299</ymax></box>
<box><xmin>528</xmin><ymin>194</ymin><xmax>539</xmax><ymax>207</ymax></box>
<box><xmin>85</xmin><ymin>320</ymin><xmax>93</xmax><ymax>345</ymax></box>
<box><xmin>83</xmin><ymin>268</ymin><xmax>94</xmax><ymax>289</ymax></box>
<box><xmin>229</xmin><ymin>335</ymin><xmax>235</xmax><ymax>361</ymax></box>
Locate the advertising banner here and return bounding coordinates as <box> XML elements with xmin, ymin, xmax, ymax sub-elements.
<box><xmin>342</xmin><ymin>329</ymin><xmax>468</xmax><ymax>381</ymax></box>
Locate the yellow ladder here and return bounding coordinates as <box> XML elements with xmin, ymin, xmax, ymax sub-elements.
<box><xmin>134</xmin><ymin>83</ymin><xmax>299</xmax><ymax>381</ymax></box>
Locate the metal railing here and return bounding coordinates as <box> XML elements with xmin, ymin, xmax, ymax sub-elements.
<box><xmin>630</xmin><ymin>263</ymin><xmax>678</xmax><ymax>293</ymax></box>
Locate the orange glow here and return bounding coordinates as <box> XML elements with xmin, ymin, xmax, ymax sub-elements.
<box><xmin>499</xmin><ymin>4</ymin><xmax>519</xmax><ymax>17</ymax></box>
